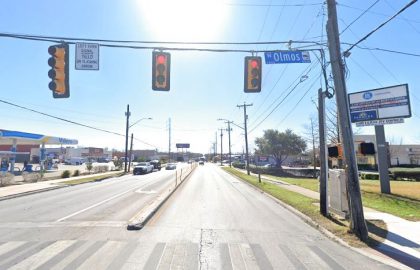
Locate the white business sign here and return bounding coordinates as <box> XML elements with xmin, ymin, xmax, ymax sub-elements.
<box><xmin>348</xmin><ymin>84</ymin><xmax>411</xmax><ymax>123</ymax></box>
<box><xmin>355</xmin><ymin>118</ymin><xmax>405</xmax><ymax>127</ymax></box>
<box><xmin>75</xmin><ymin>43</ymin><xmax>99</xmax><ymax>70</ymax></box>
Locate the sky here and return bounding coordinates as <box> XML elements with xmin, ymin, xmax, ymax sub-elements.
<box><xmin>0</xmin><ymin>0</ymin><xmax>419</xmax><ymax>155</ymax></box>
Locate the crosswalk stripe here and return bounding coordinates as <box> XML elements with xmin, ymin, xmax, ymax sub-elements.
<box><xmin>143</xmin><ymin>243</ymin><xmax>166</xmax><ymax>270</ymax></box>
<box><xmin>309</xmin><ymin>246</ymin><xmax>345</xmax><ymax>270</ymax></box>
<box><xmin>61</xmin><ymin>241</ymin><xmax>105</xmax><ymax>270</ymax></box>
<box><xmin>0</xmin><ymin>241</ymin><xmax>53</xmax><ymax>270</ymax></box>
<box><xmin>0</xmin><ymin>241</ymin><xmax>27</xmax><ymax>257</ymax></box>
<box><xmin>77</xmin><ymin>240</ymin><xmax>127</xmax><ymax>270</ymax></box>
<box><xmin>8</xmin><ymin>240</ymin><xmax>76</xmax><ymax>270</ymax></box>
<box><xmin>249</xmin><ymin>244</ymin><xmax>273</xmax><ymax>270</ymax></box>
<box><xmin>228</xmin><ymin>243</ymin><xmax>247</xmax><ymax>269</ymax></box>
<box><xmin>105</xmin><ymin>241</ymin><xmax>138</xmax><ymax>270</ymax></box>
<box><xmin>34</xmin><ymin>241</ymin><xmax>85</xmax><ymax>270</ymax></box>
<box><xmin>278</xmin><ymin>244</ymin><xmax>307</xmax><ymax>269</ymax></box>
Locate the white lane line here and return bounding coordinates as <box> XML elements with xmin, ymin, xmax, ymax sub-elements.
<box><xmin>0</xmin><ymin>241</ymin><xmax>26</xmax><ymax>256</ymax></box>
<box><xmin>8</xmin><ymin>240</ymin><xmax>76</xmax><ymax>270</ymax></box>
<box><xmin>55</xmin><ymin>178</ymin><xmax>162</xmax><ymax>222</ymax></box>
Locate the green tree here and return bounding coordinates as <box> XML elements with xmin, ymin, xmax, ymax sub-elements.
<box><xmin>255</xmin><ymin>129</ymin><xmax>307</xmax><ymax>167</ymax></box>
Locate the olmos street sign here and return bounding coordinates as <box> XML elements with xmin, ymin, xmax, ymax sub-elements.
<box><xmin>348</xmin><ymin>84</ymin><xmax>411</xmax><ymax>126</ymax></box>
<box><xmin>264</xmin><ymin>51</ymin><xmax>311</xmax><ymax>64</ymax></box>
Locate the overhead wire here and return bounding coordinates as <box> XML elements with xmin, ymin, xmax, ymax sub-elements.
<box><xmin>344</xmin><ymin>0</ymin><xmax>418</xmax><ymax>55</ymax></box>
<box><xmin>0</xmin><ymin>98</ymin><xmax>158</xmax><ymax>149</ymax></box>
<box><xmin>339</xmin><ymin>0</ymin><xmax>381</xmax><ymax>35</ymax></box>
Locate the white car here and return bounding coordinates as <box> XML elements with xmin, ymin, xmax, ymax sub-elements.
<box><xmin>133</xmin><ymin>162</ymin><xmax>154</xmax><ymax>175</ymax></box>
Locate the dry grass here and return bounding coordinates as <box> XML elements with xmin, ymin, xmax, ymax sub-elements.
<box><xmin>360</xmin><ymin>180</ymin><xmax>420</xmax><ymax>200</ymax></box>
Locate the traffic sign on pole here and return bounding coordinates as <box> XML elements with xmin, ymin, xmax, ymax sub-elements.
<box><xmin>264</xmin><ymin>51</ymin><xmax>311</xmax><ymax>64</ymax></box>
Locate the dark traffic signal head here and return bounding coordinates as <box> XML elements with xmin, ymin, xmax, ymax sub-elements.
<box><xmin>48</xmin><ymin>43</ymin><xmax>69</xmax><ymax>98</ymax></box>
<box><xmin>152</xmin><ymin>51</ymin><xmax>171</xmax><ymax>91</ymax></box>
<box><xmin>360</xmin><ymin>142</ymin><xmax>375</xmax><ymax>155</ymax></box>
<box><xmin>244</xmin><ymin>56</ymin><xmax>262</xmax><ymax>93</ymax></box>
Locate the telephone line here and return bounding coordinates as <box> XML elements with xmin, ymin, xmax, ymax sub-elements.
<box><xmin>0</xmin><ymin>98</ymin><xmax>158</xmax><ymax>148</ymax></box>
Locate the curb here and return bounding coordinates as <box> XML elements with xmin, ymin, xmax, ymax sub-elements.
<box><xmin>127</xmin><ymin>167</ymin><xmax>196</xmax><ymax>231</ymax></box>
<box><xmin>0</xmin><ymin>173</ymin><xmax>125</xmax><ymax>202</ymax></box>
<box><xmin>0</xmin><ymin>185</ymin><xmax>66</xmax><ymax>202</ymax></box>
<box><xmin>222</xmin><ymin>169</ymin><xmax>411</xmax><ymax>270</ymax></box>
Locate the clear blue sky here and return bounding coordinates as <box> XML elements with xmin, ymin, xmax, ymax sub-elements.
<box><xmin>0</xmin><ymin>0</ymin><xmax>419</xmax><ymax>154</ymax></box>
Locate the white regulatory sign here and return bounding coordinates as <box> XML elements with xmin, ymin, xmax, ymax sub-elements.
<box><xmin>75</xmin><ymin>43</ymin><xmax>99</xmax><ymax>70</ymax></box>
<box><xmin>355</xmin><ymin>118</ymin><xmax>405</xmax><ymax>127</ymax></box>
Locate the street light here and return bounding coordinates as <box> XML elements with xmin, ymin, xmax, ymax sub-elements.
<box><xmin>124</xmin><ymin>115</ymin><xmax>152</xmax><ymax>173</ymax></box>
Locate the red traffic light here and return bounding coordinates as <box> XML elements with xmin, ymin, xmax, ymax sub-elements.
<box><xmin>251</xmin><ymin>60</ymin><xmax>258</xmax><ymax>69</ymax></box>
<box><xmin>157</xmin><ymin>55</ymin><xmax>166</xmax><ymax>64</ymax></box>
<box><xmin>244</xmin><ymin>56</ymin><xmax>262</xmax><ymax>93</ymax></box>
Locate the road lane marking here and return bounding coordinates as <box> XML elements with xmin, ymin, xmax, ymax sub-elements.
<box><xmin>0</xmin><ymin>241</ymin><xmax>26</xmax><ymax>257</ymax></box>
<box><xmin>8</xmin><ymin>240</ymin><xmax>76</xmax><ymax>270</ymax></box>
<box><xmin>135</xmin><ymin>189</ymin><xmax>157</xmax><ymax>194</ymax></box>
<box><xmin>55</xmin><ymin>176</ymin><xmax>168</xmax><ymax>222</ymax></box>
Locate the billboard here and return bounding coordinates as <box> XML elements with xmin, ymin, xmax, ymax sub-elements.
<box><xmin>176</xmin><ymin>143</ymin><xmax>190</xmax><ymax>148</ymax></box>
<box><xmin>348</xmin><ymin>84</ymin><xmax>411</xmax><ymax>126</ymax></box>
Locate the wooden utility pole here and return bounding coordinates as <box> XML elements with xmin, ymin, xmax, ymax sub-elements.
<box><xmin>318</xmin><ymin>88</ymin><xmax>329</xmax><ymax>216</ymax></box>
<box><xmin>124</xmin><ymin>104</ymin><xmax>130</xmax><ymax>173</ymax></box>
<box><xmin>128</xmin><ymin>133</ymin><xmax>133</xmax><ymax>172</ymax></box>
<box><xmin>237</xmin><ymin>103</ymin><xmax>253</xmax><ymax>175</ymax></box>
<box><xmin>326</xmin><ymin>0</ymin><xmax>368</xmax><ymax>240</ymax></box>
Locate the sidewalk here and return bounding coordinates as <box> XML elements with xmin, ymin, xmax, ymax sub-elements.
<box><xmin>0</xmin><ymin>171</ymin><xmax>123</xmax><ymax>200</ymax></box>
<box><xmin>234</xmin><ymin>167</ymin><xmax>420</xmax><ymax>269</ymax></box>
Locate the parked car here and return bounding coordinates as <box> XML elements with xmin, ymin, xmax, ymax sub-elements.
<box><xmin>165</xmin><ymin>163</ymin><xmax>177</xmax><ymax>170</ymax></box>
<box><xmin>199</xmin><ymin>160</ymin><xmax>204</xmax><ymax>165</ymax></box>
<box><xmin>263</xmin><ymin>164</ymin><xmax>275</xmax><ymax>168</ymax></box>
<box><xmin>150</xmin><ymin>160</ymin><xmax>161</xmax><ymax>171</ymax></box>
<box><xmin>133</xmin><ymin>162</ymin><xmax>154</xmax><ymax>175</ymax></box>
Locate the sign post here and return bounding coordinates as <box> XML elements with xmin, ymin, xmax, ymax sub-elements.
<box><xmin>348</xmin><ymin>84</ymin><xmax>411</xmax><ymax>194</ymax></box>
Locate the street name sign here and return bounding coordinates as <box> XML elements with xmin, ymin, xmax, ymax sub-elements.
<box><xmin>264</xmin><ymin>51</ymin><xmax>311</xmax><ymax>64</ymax></box>
<box><xmin>176</xmin><ymin>143</ymin><xmax>190</xmax><ymax>148</ymax></box>
<box><xmin>75</xmin><ymin>43</ymin><xmax>99</xmax><ymax>70</ymax></box>
<box><xmin>348</xmin><ymin>84</ymin><xmax>411</xmax><ymax>124</ymax></box>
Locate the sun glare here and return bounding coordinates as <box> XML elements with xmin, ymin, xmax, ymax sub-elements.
<box><xmin>137</xmin><ymin>0</ymin><xmax>230</xmax><ymax>41</ymax></box>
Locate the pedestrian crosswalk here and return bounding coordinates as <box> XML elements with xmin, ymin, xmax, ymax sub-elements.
<box><xmin>0</xmin><ymin>239</ymin><xmax>378</xmax><ymax>269</ymax></box>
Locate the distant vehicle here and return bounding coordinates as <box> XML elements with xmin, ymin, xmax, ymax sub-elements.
<box><xmin>165</xmin><ymin>163</ymin><xmax>177</xmax><ymax>170</ymax></box>
<box><xmin>65</xmin><ymin>157</ymin><xmax>86</xmax><ymax>165</ymax></box>
<box><xmin>150</xmin><ymin>160</ymin><xmax>161</xmax><ymax>171</ymax></box>
<box><xmin>133</xmin><ymin>162</ymin><xmax>154</xmax><ymax>175</ymax></box>
<box><xmin>199</xmin><ymin>160</ymin><xmax>204</xmax><ymax>165</ymax></box>
<box><xmin>263</xmin><ymin>164</ymin><xmax>275</xmax><ymax>168</ymax></box>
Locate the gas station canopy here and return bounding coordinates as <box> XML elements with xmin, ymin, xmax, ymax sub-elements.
<box><xmin>0</xmin><ymin>129</ymin><xmax>78</xmax><ymax>145</ymax></box>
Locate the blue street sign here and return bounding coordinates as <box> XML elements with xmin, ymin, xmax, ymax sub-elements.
<box><xmin>350</xmin><ymin>110</ymin><xmax>378</xmax><ymax>122</ymax></box>
<box><xmin>264</xmin><ymin>51</ymin><xmax>311</xmax><ymax>64</ymax></box>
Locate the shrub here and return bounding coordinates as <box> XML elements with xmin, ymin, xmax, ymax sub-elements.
<box><xmin>0</xmin><ymin>173</ymin><xmax>14</xmax><ymax>186</ymax></box>
<box><xmin>360</xmin><ymin>173</ymin><xmax>379</xmax><ymax>180</ymax></box>
<box><xmin>72</xmin><ymin>170</ymin><xmax>80</xmax><ymax>177</ymax></box>
<box><xmin>232</xmin><ymin>162</ymin><xmax>245</xmax><ymax>169</ymax></box>
<box><xmin>392</xmin><ymin>171</ymin><xmax>420</xmax><ymax>181</ymax></box>
<box><xmin>61</xmin><ymin>170</ymin><xmax>71</xmax><ymax>178</ymax></box>
<box><xmin>86</xmin><ymin>162</ymin><xmax>93</xmax><ymax>173</ymax></box>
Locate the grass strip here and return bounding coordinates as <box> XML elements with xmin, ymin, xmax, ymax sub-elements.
<box><xmin>223</xmin><ymin>167</ymin><xmax>387</xmax><ymax>247</ymax></box>
<box><xmin>61</xmin><ymin>172</ymin><xmax>124</xmax><ymax>185</ymax></box>
<box><xmin>264</xmin><ymin>174</ymin><xmax>420</xmax><ymax>221</ymax></box>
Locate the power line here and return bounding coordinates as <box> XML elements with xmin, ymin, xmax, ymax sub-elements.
<box><xmin>224</xmin><ymin>2</ymin><xmax>323</xmax><ymax>7</ymax></box>
<box><xmin>340</xmin><ymin>0</ymin><xmax>381</xmax><ymax>35</ymax></box>
<box><xmin>353</xmin><ymin>46</ymin><xmax>420</xmax><ymax>57</ymax></box>
<box><xmin>0</xmin><ymin>98</ymin><xmax>158</xmax><ymax>148</ymax></box>
<box><xmin>344</xmin><ymin>0</ymin><xmax>418</xmax><ymax>55</ymax></box>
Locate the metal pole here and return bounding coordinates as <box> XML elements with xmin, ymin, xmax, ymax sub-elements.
<box><xmin>375</xmin><ymin>125</ymin><xmax>391</xmax><ymax>194</ymax></box>
<box><xmin>318</xmin><ymin>88</ymin><xmax>329</xmax><ymax>216</ymax></box>
<box><xmin>128</xmin><ymin>133</ymin><xmax>133</xmax><ymax>173</ymax></box>
<box><xmin>327</xmin><ymin>0</ymin><xmax>368</xmax><ymax>240</ymax></box>
<box><xmin>220</xmin><ymin>129</ymin><xmax>223</xmax><ymax>166</ymax></box>
<box><xmin>168</xmin><ymin>118</ymin><xmax>171</xmax><ymax>163</ymax></box>
<box><xmin>227</xmin><ymin>122</ymin><xmax>232</xmax><ymax>167</ymax></box>
<box><xmin>124</xmin><ymin>104</ymin><xmax>130</xmax><ymax>173</ymax></box>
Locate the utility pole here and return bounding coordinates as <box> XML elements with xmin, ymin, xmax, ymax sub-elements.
<box><xmin>318</xmin><ymin>88</ymin><xmax>329</xmax><ymax>216</ymax></box>
<box><xmin>128</xmin><ymin>133</ymin><xmax>133</xmax><ymax>173</ymax></box>
<box><xmin>168</xmin><ymin>118</ymin><xmax>171</xmax><ymax>162</ymax></box>
<box><xmin>215</xmin><ymin>131</ymin><xmax>218</xmax><ymax>162</ymax></box>
<box><xmin>124</xmin><ymin>104</ymin><xmax>130</xmax><ymax>173</ymax></box>
<box><xmin>327</xmin><ymin>0</ymin><xmax>368</xmax><ymax>240</ymax></box>
<box><xmin>237</xmin><ymin>102</ymin><xmax>253</xmax><ymax>175</ymax></box>
<box><xmin>219</xmin><ymin>128</ymin><xmax>224</xmax><ymax>166</ymax></box>
<box><xmin>226</xmin><ymin>121</ymin><xmax>232</xmax><ymax>167</ymax></box>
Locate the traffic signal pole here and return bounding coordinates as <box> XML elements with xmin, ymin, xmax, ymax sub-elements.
<box><xmin>326</xmin><ymin>0</ymin><xmax>368</xmax><ymax>241</ymax></box>
<box><xmin>238</xmin><ymin>103</ymin><xmax>253</xmax><ymax>175</ymax></box>
<box><xmin>318</xmin><ymin>88</ymin><xmax>329</xmax><ymax>216</ymax></box>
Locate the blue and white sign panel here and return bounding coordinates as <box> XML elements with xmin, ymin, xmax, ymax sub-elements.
<box><xmin>264</xmin><ymin>51</ymin><xmax>311</xmax><ymax>64</ymax></box>
<box><xmin>348</xmin><ymin>84</ymin><xmax>411</xmax><ymax>126</ymax></box>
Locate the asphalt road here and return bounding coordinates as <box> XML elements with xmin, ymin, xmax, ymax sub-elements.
<box><xmin>0</xmin><ymin>163</ymin><xmax>395</xmax><ymax>269</ymax></box>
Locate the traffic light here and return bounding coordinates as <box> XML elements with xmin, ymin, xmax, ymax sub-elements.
<box><xmin>152</xmin><ymin>51</ymin><xmax>170</xmax><ymax>91</ymax></box>
<box><xmin>360</xmin><ymin>142</ymin><xmax>375</xmax><ymax>155</ymax></box>
<box><xmin>328</xmin><ymin>144</ymin><xmax>343</xmax><ymax>158</ymax></box>
<box><xmin>48</xmin><ymin>43</ymin><xmax>70</xmax><ymax>98</ymax></box>
<box><xmin>244</xmin><ymin>56</ymin><xmax>262</xmax><ymax>93</ymax></box>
